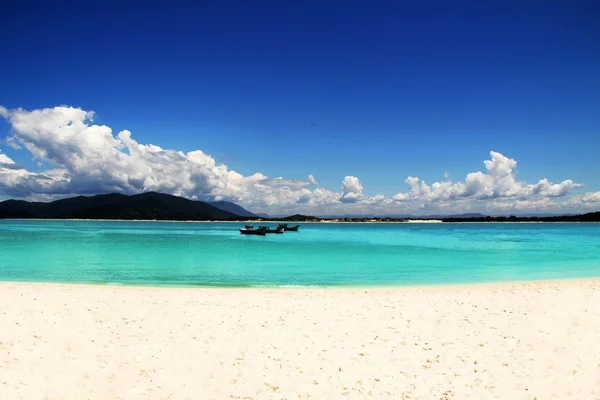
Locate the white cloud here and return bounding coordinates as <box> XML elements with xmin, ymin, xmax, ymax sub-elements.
<box><xmin>360</xmin><ymin>193</ymin><xmax>385</xmax><ymax>205</ymax></box>
<box><xmin>392</xmin><ymin>151</ymin><xmax>583</xmax><ymax>203</ymax></box>
<box><xmin>523</xmin><ymin>178</ymin><xmax>582</xmax><ymax>198</ymax></box>
<box><xmin>340</xmin><ymin>176</ymin><xmax>364</xmax><ymax>203</ymax></box>
<box><xmin>581</xmin><ymin>192</ymin><xmax>600</xmax><ymax>203</ymax></box>
<box><xmin>0</xmin><ymin>152</ymin><xmax>15</xmax><ymax>165</ymax></box>
<box><xmin>0</xmin><ymin>106</ymin><xmax>341</xmax><ymax>210</ymax></box>
<box><xmin>307</xmin><ymin>187</ymin><xmax>341</xmax><ymax>205</ymax></box>
<box><xmin>0</xmin><ymin>106</ymin><xmax>598</xmax><ymax>216</ymax></box>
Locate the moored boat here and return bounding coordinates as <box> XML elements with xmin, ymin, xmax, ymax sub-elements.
<box><xmin>259</xmin><ymin>226</ymin><xmax>285</xmax><ymax>234</ymax></box>
<box><xmin>239</xmin><ymin>225</ymin><xmax>267</xmax><ymax>235</ymax></box>
<box><xmin>277</xmin><ymin>223</ymin><xmax>300</xmax><ymax>232</ymax></box>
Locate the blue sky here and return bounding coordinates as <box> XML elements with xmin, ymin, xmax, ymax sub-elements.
<box><xmin>1</xmin><ymin>1</ymin><xmax>599</xmax><ymax>215</ymax></box>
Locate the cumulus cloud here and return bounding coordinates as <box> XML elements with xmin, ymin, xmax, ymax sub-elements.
<box><xmin>0</xmin><ymin>151</ymin><xmax>70</xmax><ymax>198</ymax></box>
<box><xmin>0</xmin><ymin>152</ymin><xmax>15</xmax><ymax>165</ymax></box>
<box><xmin>0</xmin><ymin>105</ymin><xmax>598</xmax><ymax>215</ymax></box>
<box><xmin>340</xmin><ymin>176</ymin><xmax>364</xmax><ymax>203</ymax></box>
<box><xmin>307</xmin><ymin>187</ymin><xmax>340</xmax><ymax>205</ymax></box>
<box><xmin>522</xmin><ymin>178</ymin><xmax>582</xmax><ymax>198</ymax></box>
<box><xmin>581</xmin><ymin>192</ymin><xmax>600</xmax><ymax>203</ymax></box>
<box><xmin>392</xmin><ymin>151</ymin><xmax>583</xmax><ymax>203</ymax></box>
<box><xmin>0</xmin><ymin>106</ymin><xmax>344</xmax><ymax>210</ymax></box>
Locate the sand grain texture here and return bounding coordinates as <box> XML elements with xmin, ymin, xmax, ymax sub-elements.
<box><xmin>1</xmin><ymin>281</ymin><xmax>599</xmax><ymax>399</ymax></box>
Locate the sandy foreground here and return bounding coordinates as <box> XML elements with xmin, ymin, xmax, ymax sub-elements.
<box><xmin>0</xmin><ymin>281</ymin><xmax>599</xmax><ymax>400</ymax></box>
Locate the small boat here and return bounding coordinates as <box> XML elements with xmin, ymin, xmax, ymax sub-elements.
<box><xmin>239</xmin><ymin>225</ymin><xmax>267</xmax><ymax>235</ymax></box>
<box><xmin>259</xmin><ymin>226</ymin><xmax>285</xmax><ymax>234</ymax></box>
<box><xmin>278</xmin><ymin>223</ymin><xmax>300</xmax><ymax>232</ymax></box>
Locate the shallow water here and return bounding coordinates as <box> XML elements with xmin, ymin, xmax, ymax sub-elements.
<box><xmin>1</xmin><ymin>220</ymin><xmax>599</xmax><ymax>287</ymax></box>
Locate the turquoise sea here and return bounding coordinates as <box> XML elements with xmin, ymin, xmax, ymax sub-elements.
<box><xmin>0</xmin><ymin>220</ymin><xmax>599</xmax><ymax>287</ymax></box>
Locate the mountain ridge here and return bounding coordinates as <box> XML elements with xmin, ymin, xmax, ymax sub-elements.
<box><xmin>1</xmin><ymin>193</ymin><xmax>598</xmax><ymax>222</ymax></box>
<box><xmin>207</xmin><ymin>200</ymin><xmax>257</xmax><ymax>218</ymax></box>
<box><xmin>0</xmin><ymin>192</ymin><xmax>245</xmax><ymax>221</ymax></box>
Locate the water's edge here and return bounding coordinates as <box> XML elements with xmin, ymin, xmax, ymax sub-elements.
<box><xmin>1</xmin><ymin>275</ymin><xmax>598</xmax><ymax>290</ymax></box>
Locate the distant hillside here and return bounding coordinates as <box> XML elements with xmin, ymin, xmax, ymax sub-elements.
<box><xmin>0</xmin><ymin>192</ymin><xmax>242</xmax><ymax>221</ymax></box>
<box><xmin>207</xmin><ymin>201</ymin><xmax>257</xmax><ymax>218</ymax></box>
<box><xmin>279</xmin><ymin>214</ymin><xmax>318</xmax><ymax>222</ymax></box>
<box><xmin>445</xmin><ymin>213</ymin><xmax>486</xmax><ymax>219</ymax></box>
<box><xmin>441</xmin><ymin>212</ymin><xmax>600</xmax><ymax>223</ymax></box>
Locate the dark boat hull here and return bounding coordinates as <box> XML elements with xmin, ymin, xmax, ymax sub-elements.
<box><xmin>240</xmin><ymin>228</ymin><xmax>266</xmax><ymax>236</ymax></box>
<box><xmin>259</xmin><ymin>226</ymin><xmax>285</xmax><ymax>234</ymax></box>
<box><xmin>278</xmin><ymin>224</ymin><xmax>299</xmax><ymax>231</ymax></box>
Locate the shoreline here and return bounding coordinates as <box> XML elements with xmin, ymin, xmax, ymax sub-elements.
<box><xmin>1</xmin><ymin>275</ymin><xmax>600</xmax><ymax>291</ymax></box>
<box><xmin>1</xmin><ymin>279</ymin><xmax>598</xmax><ymax>399</ymax></box>
<box><xmin>2</xmin><ymin>217</ymin><xmax>600</xmax><ymax>224</ymax></box>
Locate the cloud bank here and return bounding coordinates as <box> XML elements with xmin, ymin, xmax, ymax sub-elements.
<box><xmin>1</xmin><ymin>105</ymin><xmax>598</xmax><ymax>215</ymax></box>
<box><xmin>392</xmin><ymin>152</ymin><xmax>583</xmax><ymax>202</ymax></box>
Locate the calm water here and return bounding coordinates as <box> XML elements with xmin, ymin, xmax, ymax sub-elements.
<box><xmin>0</xmin><ymin>220</ymin><xmax>599</xmax><ymax>287</ymax></box>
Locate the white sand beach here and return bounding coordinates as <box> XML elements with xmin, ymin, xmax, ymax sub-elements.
<box><xmin>1</xmin><ymin>280</ymin><xmax>599</xmax><ymax>399</ymax></box>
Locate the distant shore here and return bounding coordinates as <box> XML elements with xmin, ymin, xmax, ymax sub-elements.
<box><xmin>3</xmin><ymin>192</ymin><xmax>599</xmax><ymax>223</ymax></box>
<box><xmin>2</xmin><ymin>217</ymin><xmax>600</xmax><ymax>224</ymax></box>
<box><xmin>1</xmin><ymin>279</ymin><xmax>597</xmax><ymax>399</ymax></box>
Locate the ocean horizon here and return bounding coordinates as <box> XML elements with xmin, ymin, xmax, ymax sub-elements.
<box><xmin>1</xmin><ymin>219</ymin><xmax>599</xmax><ymax>288</ymax></box>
